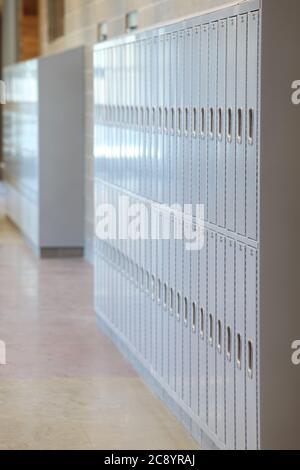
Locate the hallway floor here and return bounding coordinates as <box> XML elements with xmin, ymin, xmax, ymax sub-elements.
<box><xmin>0</xmin><ymin>206</ymin><xmax>197</xmax><ymax>450</ymax></box>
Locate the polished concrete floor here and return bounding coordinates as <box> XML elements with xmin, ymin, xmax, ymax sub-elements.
<box><xmin>0</xmin><ymin>198</ymin><xmax>197</xmax><ymax>449</ymax></box>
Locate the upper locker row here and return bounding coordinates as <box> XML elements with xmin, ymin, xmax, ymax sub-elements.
<box><xmin>94</xmin><ymin>11</ymin><xmax>260</xmax><ymax>242</ymax></box>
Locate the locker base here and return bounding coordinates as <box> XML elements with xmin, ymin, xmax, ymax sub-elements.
<box><xmin>40</xmin><ymin>247</ymin><xmax>84</xmax><ymax>259</ymax></box>
<box><xmin>96</xmin><ymin>313</ymin><xmax>223</xmax><ymax>451</ymax></box>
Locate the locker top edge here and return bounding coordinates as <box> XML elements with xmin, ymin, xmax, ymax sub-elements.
<box><xmin>94</xmin><ymin>0</ymin><xmax>261</xmax><ymax>52</ymax></box>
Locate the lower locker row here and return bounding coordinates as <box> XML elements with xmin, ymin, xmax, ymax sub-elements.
<box><xmin>95</xmin><ymin>229</ymin><xmax>259</xmax><ymax>450</ymax></box>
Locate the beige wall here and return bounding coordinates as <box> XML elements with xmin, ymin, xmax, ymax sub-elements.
<box><xmin>39</xmin><ymin>0</ymin><xmax>238</xmax><ymax>262</ymax></box>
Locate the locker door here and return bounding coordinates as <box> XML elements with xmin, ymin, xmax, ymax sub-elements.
<box><xmin>191</xmin><ymin>26</ymin><xmax>200</xmax><ymax>219</ymax></box>
<box><xmin>235</xmin><ymin>242</ymin><xmax>246</xmax><ymax>450</ymax></box>
<box><xmin>168</xmin><ymin>213</ymin><xmax>176</xmax><ymax>391</ymax></box>
<box><xmin>133</xmin><ymin>41</ymin><xmax>139</xmax><ymax>195</ymax></box>
<box><xmin>140</xmin><ymin>227</ymin><xmax>147</xmax><ymax>359</ymax></box>
<box><xmin>163</xmin><ymin>34</ymin><xmax>171</xmax><ymax>205</ymax></box>
<box><xmin>111</xmin><ymin>46</ymin><xmax>117</xmax><ymax>187</ymax></box>
<box><xmin>175</xmin><ymin>214</ymin><xmax>183</xmax><ymax>399</ymax></box>
<box><xmin>146</xmin><ymin>199</ymin><xmax>152</xmax><ymax>365</ymax></box>
<box><xmin>246</xmin><ymin>247</ymin><xmax>258</xmax><ymax>450</ymax></box>
<box><xmin>151</xmin><ymin>203</ymin><xmax>158</xmax><ymax>370</ymax></box>
<box><xmin>207</xmin><ymin>230</ymin><xmax>216</xmax><ymax>431</ymax></box>
<box><xmin>216</xmin><ymin>235</ymin><xmax>225</xmax><ymax>443</ymax></box>
<box><xmin>199</xmin><ymin>229</ymin><xmax>207</xmax><ymax>423</ymax></box>
<box><xmin>236</xmin><ymin>14</ymin><xmax>248</xmax><ymax>236</ymax></box>
<box><xmin>217</xmin><ymin>20</ymin><xmax>226</xmax><ymax>228</ymax></box>
<box><xmin>226</xmin><ymin>17</ymin><xmax>237</xmax><ymax>232</ymax></box>
<box><xmin>183</xmin><ymin>29</ymin><xmax>192</xmax><ymax>207</ymax></box>
<box><xmin>152</xmin><ymin>204</ymin><xmax>159</xmax><ymax>373</ymax></box>
<box><xmin>208</xmin><ymin>22</ymin><xmax>218</xmax><ymax>225</ymax></box>
<box><xmin>129</xmin><ymin>42</ymin><xmax>135</xmax><ymax>193</ymax></box>
<box><xmin>145</xmin><ymin>38</ymin><xmax>152</xmax><ymax>200</ymax></box>
<box><xmin>246</xmin><ymin>11</ymin><xmax>259</xmax><ymax>241</ymax></box>
<box><xmin>183</xmin><ymin>218</ymin><xmax>191</xmax><ymax>407</ymax></box>
<box><xmin>225</xmin><ymin>238</ymin><xmax>235</xmax><ymax>449</ymax></box>
<box><xmin>199</xmin><ymin>24</ymin><xmax>209</xmax><ymax>221</ymax></box>
<box><xmin>157</xmin><ymin>208</ymin><xmax>164</xmax><ymax>378</ymax></box>
<box><xmin>157</xmin><ymin>35</ymin><xmax>165</xmax><ymax>204</ymax></box>
<box><xmin>170</xmin><ymin>32</ymin><xmax>178</xmax><ymax>206</ymax></box>
<box><xmin>190</xmin><ymin>222</ymin><xmax>199</xmax><ymax>415</ymax></box>
<box><xmin>140</xmin><ymin>39</ymin><xmax>146</xmax><ymax>197</ymax></box>
<box><xmin>176</xmin><ymin>31</ymin><xmax>184</xmax><ymax>208</ymax></box>
<box><xmin>151</xmin><ymin>35</ymin><xmax>159</xmax><ymax>203</ymax></box>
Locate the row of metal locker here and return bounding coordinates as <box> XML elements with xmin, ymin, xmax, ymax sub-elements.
<box><xmin>95</xmin><ymin>182</ymin><xmax>258</xmax><ymax>450</ymax></box>
<box><xmin>94</xmin><ymin>11</ymin><xmax>260</xmax><ymax>242</ymax></box>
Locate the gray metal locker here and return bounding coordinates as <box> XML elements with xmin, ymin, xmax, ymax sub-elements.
<box><xmin>92</xmin><ymin>0</ymin><xmax>300</xmax><ymax>450</ymax></box>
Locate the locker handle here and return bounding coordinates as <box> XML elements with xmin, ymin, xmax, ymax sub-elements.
<box><xmin>237</xmin><ymin>108</ymin><xmax>243</xmax><ymax>144</ymax></box>
<box><xmin>200</xmin><ymin>308</ymin><xmax>205</xmax><ymax>339</ymax></box>
<box><xmin>227</xmin><ymin>107</ymin><xmax>233</xmax><ymax>143</ymax></box>
<box><xmin>184</xmin><ymin>297</ymin><xmax>188</xmax><ymax>326</ymax></box>
<box><xmin>227</xmin><ymin>327</ymin><xmax>232</xmax><ymax>361</ymax></box>
<box><xmin>140</xmin><ymin>106</ymin><xmax>144</xmax><ymax>127</ymax></box>
<box><xmin>209</xmin><ymin>314</ymin><xmax>214</xmax><ymax>346</ymax></box>
<box><xmin>170</xmin><ymin>288</ymin><xmax>174</xmax><ymax>314</ymax></box>
<box><xmin>177</xmin><ymin>108</ymin><xmax>182</xmax><ymax>135</ymax></box>
<box><xmin>209</xmin><ymin>108</ymin><xmax>214</xmax><ymax>139</ymax></box>
<box><xmin>248</xmin><ymin>340</ymin><xmax>254</xmax><ymax>379</ymax></box>
<box><xmin>200</xmin><ymin>107</ymin><xmax>205</xmax><ymax>139</ymax></box>
<box><xmin>152</xmin><ymin>107</ymin><xmax>156</xmax><ymax>128</ymax></box>
<box><xmin>218</xmin><ymin>107</ymin><xmax>222</xmax><ymax>141</ymax></box>
<box><xmin>151</xmin><ymin>275</ymin><xmax>156</xmax><ymax>299</ymax></box>
<box><xmin>192</xmin><ymin>107</ymin><xmax>197</xmax><ymax>137</ymax></box>
<box><xmin>192</xmin><ymin>302</ymin><xmax>196</xmax><ymax>333</ymax></box>
<box><xmin>158</xmin><ymin>107</ymin><xmax>163</xmax><ymax>130</ymax></box>
<box><xmin>171</xmin><ymin>107</ymin><xmax>175</xmax><ymax>134</ymax></box>
<box><xmin>164</xmin><ymin>107</ymin><xmax>168</xmax><ymax>133</ymax></box>
<box><xmin>184</xmin><ymin>108</ymin><xmax>189</xmax><ymax>136</ymax></box>
<box><xmin>237</xmin><ymin>333</ymin><xmax>242</xmax><ymax>370</ymax></box>
<box><xmin>146</xmin><ymin>107</ymin><xmax>150</xmax><ymax>127</ymax></box>
<box><xmin>157</xmin><ymin>278</ymin><xmax>162</xmax><ymax>303</ymax></box>
<box><xmin>164</xmin><ymin>283</ymin><xmax>168</xmax><ymax>308</ymax></box>
<box><xmin>176</xmin><ymin>293</ymin><xmax>181</xmax><ymax>321</ymax></box>
<box><xmin>248</xmin><ymin>108</ymin><xmax>254</xmax><ymax>145</ymax></box>
<box><xmin>217</xmin><ymin>320</ymin><xmax>222</xmax><ymax>354</ymax></box>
